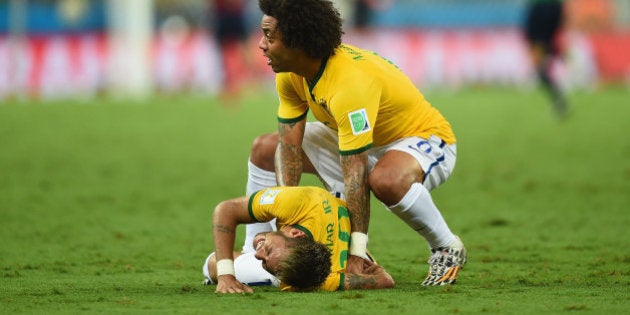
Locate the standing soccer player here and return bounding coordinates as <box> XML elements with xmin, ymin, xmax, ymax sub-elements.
<box><xmin>523</xmin><ymin>0</ymin><xmax>569</xmax><ymax>118</ymax></box>
<box><xmin>243</xmin><ymin>0</ymin><xmax>467</xmax><ymax>286</ymax></box>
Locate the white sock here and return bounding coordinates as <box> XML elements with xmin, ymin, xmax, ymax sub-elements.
<box><xmin>242</xmin><ymin>160</ymin><xmax>277</xmax><ymax>253</ymax></box>
<box><xmin>388</xmin><ymin>182</ymin><xmax>455</xmax><ymax>249</ymax></box>
<box><xmin>246</xmin><ymin>160</ymin><xmax>277</xmax><ymax>195</ymax></box>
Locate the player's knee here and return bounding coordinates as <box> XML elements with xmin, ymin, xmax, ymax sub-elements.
<box><xmin>203</xmin><ymin>253</ymin><xmax>218</xmax><ymax>283</ymax></box>
<box><xmin>369</xmin><ymin>168</ymin><xmax>414</xmax><ymax>206</ymax></box>
<box><xmin>250</xmin><ymin>133</ymin><xmax>278</xmax><ymax>171</ymax></box>
<box><xmin>369</xmin><ymin>169</ymin><xmax>398</xmax><ymax>201</ymax></box>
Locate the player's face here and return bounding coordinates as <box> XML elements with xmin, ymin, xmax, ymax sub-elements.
<box><xmin>258</xmin><ymin>15</ymin><xmax>298</xmax><ymax>73</ymax></box>
<box><xmin>253</xmin><ymin>231</ymin><xmax>291</xmax><ymax>276</ymax></box>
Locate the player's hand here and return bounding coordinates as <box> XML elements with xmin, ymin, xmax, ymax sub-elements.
<box><xmin>362</xmin><ymin>259</ymin><xmax>385</xmax><ymax>274</ymax></box>
<box><xmin>346</xmin><ymin>255</ymin><xmax>368</xmax><ymax>274</ymax></box>
<box><xmin>343</xmin><ymin>257</ymin><xmax>396</xmax><ymax>290</ymax></box>
<box><xmin>215</xmin><ymin>275</ymin><xmax>253</xmax><ymax>294</ymax></box>
<box><xmin>362</xmin><ymin>259</ymin><xmax>395</xmax><ymax>288</ymax></box>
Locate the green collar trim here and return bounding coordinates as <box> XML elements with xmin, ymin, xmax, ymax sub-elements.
<box><xmin>292</xmin><ymin>224</ymin><xmax>314</xmax><ymax>240</ymax></box>
<box><xmin>308</xmin><ymin>56</ymin><xmax>329</xmax><ymax>102</ymax></box>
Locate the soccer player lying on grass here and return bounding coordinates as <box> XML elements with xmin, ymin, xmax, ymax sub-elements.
<box><xmin>203</xmin><ymin>186</ymin><xmax>395</xmax><ymax>293</ymax></box>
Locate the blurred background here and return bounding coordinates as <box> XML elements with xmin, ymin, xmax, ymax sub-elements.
<box><xmin>0</xmin><ymin>0</ymin><xmax>628</xmax><ymax>101</ymax></box>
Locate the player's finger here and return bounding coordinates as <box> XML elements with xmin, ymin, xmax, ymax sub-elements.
<box><xmin>237</xmin><ymin>283</ymin><xmax>253</xmax><ymax>293</ymax></box>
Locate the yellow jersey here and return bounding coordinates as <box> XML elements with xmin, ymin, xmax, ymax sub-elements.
<box><xmin>248</xmin><ymin>186</ymin><xmax>350</xmax><ymax>291</ymax></box>
<box><xmin>276</xmin><ymin>43</ymin><xmax>455</xmax><ymax>155</ymax></box>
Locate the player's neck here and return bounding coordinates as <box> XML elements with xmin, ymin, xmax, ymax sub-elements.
<box><xmin>294</xmin><ymin>57</ymin><xmax>324</xmax><ymax>83</ymax></box>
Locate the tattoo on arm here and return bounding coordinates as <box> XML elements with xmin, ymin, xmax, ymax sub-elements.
<box><xmin>275</xmin><ymin>121</ymin><xmax>305</xmax><ymax>186</ymax></box>
<box><xmin>213</xmin><ymin>224</ymin><xmax>234</xmax><ymax>235</ymax></box>
<box><xmin>275</xmin><ymin>142</ymin><xmax>302</xmax><ymax>186</ymax></box>
<box><xmin>341</xmin><ymin>153</ymin><xmax>370</xmax><ymax>233</ymax></box>
<box><xmin>346</xmin><ymin>274</ymin><xmax>379</xmax><ymax>289</ymax></box>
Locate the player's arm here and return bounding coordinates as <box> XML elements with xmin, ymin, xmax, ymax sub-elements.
<box><xmin>341</xmin><ymin>152</ymin><xmax>371</xmax><ymax>234</ymax></box>
<box><xmin>344</xmin><ymin>259</ymin><xmax>395</xmax><ymax>290</ymax></box>
<box><xmin>212</xmin><ymin>196</ymin><xmax>256</xmax><ymax>294</ymax></box>
<box><xmin>334</xmin><ymin>77</ymin><xmax>378</xmax><ymax>272</ymax></box>
<box><xmin>275</xmin><ymin>118</ymin><xmax>306</xmax><ymax>186</ymax></box>
<box><xmin>341</xmin><ymin>151</ymin><xmax>373</xmax><ymax>274</ymax></box>
<box><xmin>341</xmin><ymin>151</ymin><xmax>372</xmax><ymax>274</ymax></box>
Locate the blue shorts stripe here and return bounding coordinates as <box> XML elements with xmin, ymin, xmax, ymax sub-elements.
<box><xmin>247</xmin><ymin>280</ymin><xmax>273</xmax><ymax>286</ymax></box>
<box><xmin>423</xmin><ymin>154</ymin><xmax>445</xmax><ymax>182</ymax></box>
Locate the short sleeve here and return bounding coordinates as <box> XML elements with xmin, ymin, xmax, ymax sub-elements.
<box><xmin>331</xmin><ymin>78</ymin><xmax>379</xmax><ymax>154</ymax></box>
<box><xmin>276</xmin><ymin>73</ymin><xmax>309</xmax><ymax>123</ymax></box>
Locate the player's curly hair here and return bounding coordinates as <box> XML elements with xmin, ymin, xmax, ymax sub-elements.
<box><xmin>259</xmin><ymin>0</ymin><xmax>343</xmax><ymax>59</ymax></box>
<box><xmin>278</xmin><ymin>236</ymin><xmax>332</xmax><ymax>290</ymax></box>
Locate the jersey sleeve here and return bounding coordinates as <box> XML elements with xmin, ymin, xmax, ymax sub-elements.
<box><xmin>247</xmin><ymin>187</ymin><xmax>312</xmax><ymax>225</ymax></box>
<box><xmin>331</xmin><ymin>77</ymin><xmax>380</xmax><ymax>155</ymax></box>
<box><xmin>276</xmin><ymin>73</ymin><xmax>309</xmax><ymax>123</ymax></box>
<box><xmin>247</xmin><ymin>189</ymin><xmax>280</xmax><ymax>223</ymax></box>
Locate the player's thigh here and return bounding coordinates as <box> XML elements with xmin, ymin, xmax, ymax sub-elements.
<box><xmin>377</xmin><ymin>135</ymin><xmax>456</xmax><ymax>192</ymax></box>
<box><xmin>250</xmin><ymin>131</ymin><xmax>317</xmax><ymax>173</ymax></box>
<box><xmin>203</xmin><ymin>251</ymin><xmax>243</xmax><ymax>282</ymax></box>
<box><xmin>302</xmin><ymin>122</ymin><xmax>344</xmax><ymax>192</ymax></box>
<box><xmin>369</xmin><ymin>150</ymin><xmax>423</xmax><ymax>205</ymax></box>
<box><xmin>234</xmin><ymin>252</ymin><xmax>279</xmax><ymax>286</ymax></box>
<box><xmin>203</xmin><ymin>251</ymin><xmax>279</xmax><ymax>286</ymax></box>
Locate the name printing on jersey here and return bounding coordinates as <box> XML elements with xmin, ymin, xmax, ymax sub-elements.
<box><xmin>317</xmin><ymin>98</ymin><xmax>334</xmax><ymax>117</ymax></box>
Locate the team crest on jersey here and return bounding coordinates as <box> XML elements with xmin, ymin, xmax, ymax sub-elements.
<box><xmin>348</xmin><ymin>108</ymin><xmax>371</xmax><ymax>135</ymax></box>
<box><xmin>260</xmin><ymin>189</ymin><xmax>281</xmax><ymax>205</ymax></box>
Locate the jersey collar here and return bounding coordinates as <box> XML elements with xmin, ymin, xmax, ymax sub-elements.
<box><xmin>307</xmin><ymin>55</ymin><xmax>329</xmax><ymax>101</ymax></box>
<box><xmin>291</xmin><ymin>224</ymin><xmax>314</xmax><ymax>240</ymax></box>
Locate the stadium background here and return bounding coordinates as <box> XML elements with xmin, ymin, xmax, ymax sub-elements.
<box><xmin>2</xmin><ymin>2</ymin><xmax>629</xmax><ymax>313</ymax></box>
<box><xmin>0</xmin><ymin>0</ymin><xmax>628</xmax><ymax>100</ymax></box>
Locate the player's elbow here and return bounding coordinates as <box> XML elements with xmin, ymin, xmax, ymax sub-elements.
<box><xmin>212</xmin><ymin>200</ymin><xmax>235</xmax><ymax>224</ymax></box>
<box><xmin>212</xmin><ymin>201</ymin><xmax>228</xmax><ymax>220</ymax></box>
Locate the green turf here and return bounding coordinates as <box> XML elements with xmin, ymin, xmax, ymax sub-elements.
<box><xmin>1</xmin><ymin>87</ymin><xmax>629</xmax><ymax>314</ymax></box>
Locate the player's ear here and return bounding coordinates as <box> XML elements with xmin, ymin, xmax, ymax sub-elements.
<box><xmin>287</xmin><ymin>227</ymin><xmax>306</xmax><ymax>238</ymax></box>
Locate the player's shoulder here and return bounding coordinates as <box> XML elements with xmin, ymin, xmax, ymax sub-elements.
<box><xmin>277</xmin><ymin>72</ymin><xmax>306</xmax><ymax>88</ymax></box>
<box><xmin>331</xmin><ymin>45</ymin><xmax>364</xmax><ymax>65</ymax></box>
<box><xmin>328</xmin><ymin>44</ymin><xmax>381</xmax><ymax>79</ymax></box>
<box><xmin>337</xmin><ymin>43</ymin><xmax>372</xmax><ymax>55</ymax></box>
<box><xmin>276</xmin><ymin>71</ymin><xmax>297</xmax><ymax>82</ymax></box>
<box><xmin>334</xmin><ymin>44</ymin><xmax>380</xmax><ymax>63</ymax></box>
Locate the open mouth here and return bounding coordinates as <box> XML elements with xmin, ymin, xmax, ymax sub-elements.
<box><xmin>253</xmin><ymin>234</ymin><xmax>266</xmax><ymax>250</ymax></box>
<box><xmin>263</xmin><ymin>55</ymin><xmax>272</xmax><ymax>66</ymax></box>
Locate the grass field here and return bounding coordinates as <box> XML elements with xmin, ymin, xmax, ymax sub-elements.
<box><xmin>1</xmin><ymin>86</ymin><xmax>629</xmax><ymax>314</ymax></box>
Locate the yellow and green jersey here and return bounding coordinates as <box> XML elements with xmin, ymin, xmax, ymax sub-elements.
<box><xmin>276</xmin><ymin>43</ymin><xmax>455</xmax><ymax>155</ymax></box>
<box><xmin>248</xmin><ymin>186</ymin><xmax>350</xmax><ymax>291</ymax></box>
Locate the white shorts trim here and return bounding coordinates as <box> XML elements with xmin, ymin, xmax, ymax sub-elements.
<box><xmin>384</xmin><ymin>135</ymin><xmax>456</xmax><ymax>191</ymax></box>
<box><xmin>302</xmin><ymin>122</ymin><xmax>456</xmax><ymax>192</ymax></box>
<box><xmin>302</xmin><ymin>122</ymin><xmax>346</xmax><ymax>193</ymax></box>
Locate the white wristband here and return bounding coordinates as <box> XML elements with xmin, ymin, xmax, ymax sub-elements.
<box><xmin>216</xmin><ymin>259</ymin><xmax>235</xmax><ymax>276</ymax></box>
<box><xmin>349</xmin><ymin>232</ymin><xmax>369</xmax><ymax>259</ymax></box>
